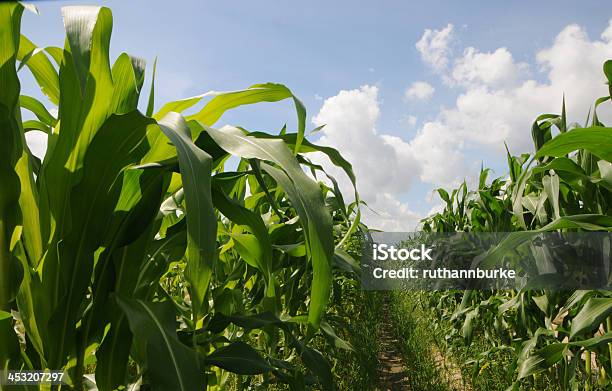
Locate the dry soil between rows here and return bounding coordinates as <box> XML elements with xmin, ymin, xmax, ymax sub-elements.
<box><xmin>376</xmin><ymin>300</ymin><xmax>410</xmax><ymax>390</ymax></box>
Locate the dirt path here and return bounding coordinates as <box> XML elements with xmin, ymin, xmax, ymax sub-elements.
<box><xmin>376</xmin><ymin>300</ymin><xmax>410</xmax><ymax>391</ymax></box>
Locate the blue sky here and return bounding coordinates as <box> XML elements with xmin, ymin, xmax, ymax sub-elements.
<box><xmin>21</xmin><ymin>0</ymin><xmax>612</xmax><ymax>230</ymax></box>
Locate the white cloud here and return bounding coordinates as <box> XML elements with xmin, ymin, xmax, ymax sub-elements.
<box><xmin>410</xmin><ymin>20</ymin><xmax>612</xmax><ymax>187</ymax></box>
<box><xmin>313</xmin><ymin>20</ymin><xmax>612</xmax><ymax>230</ymax></box>
<box><xmin>310</xmin><ymin>85</ymin><xmax>422</xmax><ymax>231</ymax></box>
<box><xmin>451</xmin><ymin>47</ymin><xmax>528</xmax><ymax>88</ymax></box>
<box><xmin>415</xmin><ymin>23</ymin><xmax>454</xmax><ymax>71</ymax></box>
<box><xmin>408</xmin><ymin>121</ymin><xmax>467</xmax><ymax>187</ymax></box>
<box><xmin>405</xmin><ymin>81</ymin><xmax>435</xmax><ymax>100</ymax></box>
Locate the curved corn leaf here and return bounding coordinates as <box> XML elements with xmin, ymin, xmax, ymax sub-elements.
<box><xmin>203</xmin><ymin>341</ymin><xmax>272</xmax><ymax>375</ymax></box>
<box><xmin>19</xmin><ymin>95</ymin><xmax>57</xmax><ymax>126</ymax></box>
<box><xmin>17</xmin><ymin>35</ymin><xmax>60</xmax><ymax>105</ymax></box>
<box><xmin>0</xmin><ymin>2</ymin><xmax>26</xmax><ymax>311</ymax></box>
<box><xmin>117</xmin><ymin>297</ymin><xmax>204</xmax><ymax>391</ymax></box>
<box><xmin>518</xmin><ymin>343</ymin><xmax>566</xmax><ymax>379</ymax></box>
<box><xmin>203</xmin><ymin>125</ymin><xmax>333</xmax><ymax>327</ymax></box>
<box><xmin>211</xmin><ymin>187</ymin><xmax>273</xmax><ymax>280</ymax></box>
<box><xmin>535</xmin><ymin>126</ymin><xmax>612</xmax><ymax>161</ymax></box>
<box><xmin>190</xmin><ymin>83</ymin><xmax>306</xmax><ymax>154</ymax></box>
<box><xmin>570</xmin><ymin>297</ymin><xmax>612</xmax><ymax>339</ymax></box>
<box><xmin>158</xmin><ymin>113</ymin><xmax>216</xmax><ymax>321</ymax></box>
<box><xmin>46</xmin><ymin>111</ymin><xmax>154</xmax><ymax>368</ymax></box>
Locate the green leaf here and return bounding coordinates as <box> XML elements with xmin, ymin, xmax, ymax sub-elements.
<box><xmin>153</xmin><ymin>93</ymin><xmax>208</xmax><ymax>121</ymax></box>
<box><xmin>512</xmin><ymin>157</ymin><xmax>535</xmax><ymax>230</ymax></box>
<box><xmin>204</xmin><ymin>125</ymin><xmax>333</xmax><ymax>328</ymax></box>
<box><xmin>62</xmin><ymin>6</ymin><xmax>110</xmax><ymax>93</ymax></box>
<box><xmin>462</xmin><ymin>308</ymin><xmax>478</xmax><ymax>346</ymax></box>
<box><xmin>207</xmin><ymin>311</ymin><xmax>284</xmax><ymax>334</ymax></box>
<box><xmin>46</xmin><ymin>111</ymin><xmax>155</xmax><ymax>368</ymax></box>
<box><xmin>539</xmin><ymin>214</ymin><xmax>612</xmax><ymax>231</ymax></box>
<box><xmin>250</xmin><ymin>131</ymin><xmax>358</xmax><ymax>202</ymax></box>
<box><xmin>22</xmin><ymin>119</ymin><xmax>50</xmax><ymax>134</ymax></box>
<box><xmin>437</xmin><ymin>188</ymin><xmax>452</xmax><ymax>206</ymax></box>
<box><xmin>333</xmin><ymin>247</ymin><xmax>360</xmax><ymax>274</ymax></box>
<box><xmin>190</xmin><ymin>83</ymin><xmax>306</xmax><ymax>154</ymax></box>
<box><xmin>570</xmin><ymin>298</ymin><xmax>612</xmax><ymax>339</ymax></box>
<box><xmin>320</xmin><ymin>320</ymin><xmax>353</xmax><ymax>351</ymax></box>
<box><xmin>110</xmin><ymin>53</ymin><xmax>145</xmax><ymax>114</ymax></box>
<box><xmin>298</xmin><ymin>344</ymin><xmax>333</xmax><ymax>389</ymax></box>
<box><xmin>604</xmin><ymin>60</ymin><xmax>612</xmax><ymax>83</ymax></box>
<box><xmin>146</xmin><ymin>57</ymin><xmax>157</xmax><ymax>117</ymax></box>
<box><xmin>482</xmin><ymin>215</ymin><xmax>612</xmax><ymax>268</ymax></box>
<box><xmin>542</xmin><ymin>173</ymin><xmax>560</xmax><ymax>220</ymax></box>
<box><xmin>518</xmin><ymin>343</ymin><xmax>566</xmax><ymax>379</ymax></box>
<box><xmin>116</xmin><ymin>297</ymin><xmax>205</xmax><ymax>391</ymax></box>
<box><xmin>230</xmin><ymin>233</ymin><xmax>264</xmax><ymax>269</ymax></box>
<box><xmin>19</xmin><ymin>95</ymin><xmax>57</xmax><ymax>126</ymax></box>
<box><xmin>158</xmin><ymin>113</ymin><xmax>216</xmax><ymax>321</ymax></box>
<box><xmin>39</xmin><ymin>4</ymin><xmax>114</xmax><ymax>251</ymax></box>
<box><xmin>204</xmin><ymin>342</ymin><xmax>272</xmax><ymax>375</ymax></box>
<box><xmin>570</xmin><ymin>332</ymin><xmax>612</xmax><ymax>349</ymax></box>
<box><xmin>262</xmin><ymin>163</ymin><xmax>333</xmax><ymax>328</ymax></box>
<box><xmin>211</xmin><ymin>187</ymin><xmax>273</xmax><ymax>280</ymax></box>
<box><xmin>0</xmin><ymin>1</ymin><xmax>25</xmax><ymax>309</ymax></box>
<box><xmin>532</xmin><ymin>157</ymin><xmax>588</xmax><ymax>192</ymax></box>
<box><xmin>17</xmin><ymin>35</ymin><xmax>60</xmax><ymax>105</ymax></box>
<box><xmin>535</xmin><ymin>126</ymin><xmax>612</xmax><ymax>162</ymax></box>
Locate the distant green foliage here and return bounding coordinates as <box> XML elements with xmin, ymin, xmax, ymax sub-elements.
<box><xmin>419</xmin><ymin>60</ymin><xmax>612</xmax><ymax>390</ymax></box>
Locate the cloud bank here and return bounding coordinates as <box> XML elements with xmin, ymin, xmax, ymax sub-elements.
<box><xmin>313</xmin><ymin>20</ymin><xmax>612</xmax><ymax>230</ymax></box>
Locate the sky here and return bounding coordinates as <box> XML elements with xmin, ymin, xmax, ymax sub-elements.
<box><xmin>19</xmin><ymin>0</ymin><xmax>612</xmax><ymax>230</ymax></box>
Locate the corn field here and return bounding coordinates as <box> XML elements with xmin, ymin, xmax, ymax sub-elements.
<box><xmin>3</xmin><ymin>2</ymin><xmax>612</xmax><ymax>391</ymax></box>
<box><xmin>0</xmin><ymin>3</ymin><xmax>363</xmax><ymax>390</ymax></box>
<box><xmin>419</xmin><ymin>60</ymin><xmax>612</xmax><ymax>389</ymax></box>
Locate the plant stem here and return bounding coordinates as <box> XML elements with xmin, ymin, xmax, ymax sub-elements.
<box><xmin>585</xmin><ymin>349</ymin><xmax>592</xmax><ymax>391</ymax></box>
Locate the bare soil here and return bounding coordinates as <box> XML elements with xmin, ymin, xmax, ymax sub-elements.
<box><xmin>376</xmin><ymin>301</ymin><xmax>410</xmax><ymax>391</ymax></box>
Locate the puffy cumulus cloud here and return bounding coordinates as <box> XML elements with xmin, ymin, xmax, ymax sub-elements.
<box><xmin>306</xmin><ymin>21</ymin><xmax>612</xmax><ymax>230</ymax></box>
<box><xmin>310</xmin><ymin>85</ymin><xmax>422</xmax><ymax>230</ymax></box>
<box><xmin>535</xmin><ymin>23</ymin><xmax>612</xmax><ymax>117</ymax></box>
<box><xmin>405</xmin><ymin>81</ymin><xmax>435</xmax><ymax>100</ymax></box>
<box><xmin>407</xmin><ymin>121</ymin><xmax>468</xmax><ymax>187</ymax></box>
<box><xmin>312</xmin><ymin>21</ymin><xmax>612</xmax><ymax>230</ymax></box>
<box><xmin>410</xmin><ymin>20</ymin><xmax>612</xmax><ymax>187</ymax></box>
<box><xmin>415</xmin><ymin>23</ymin><xmax>454</xmax><ymax>72</ymax></box>
<box><xmin>451</xmin><ymin>47</ymin><xmax>528</xmax><ymax>88</ymax></box>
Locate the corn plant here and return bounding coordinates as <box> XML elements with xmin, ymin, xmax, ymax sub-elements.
<box><xmin>422</xmin><ymin>60</ymin><xmax>612</xmax><ymax>389</ymax></box>
<box><xmin>0</xmin><ymin>3</ymin><xmax>361</xmax><ymax>390</ymax></box>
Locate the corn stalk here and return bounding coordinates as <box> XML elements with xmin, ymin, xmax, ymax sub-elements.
<box><xmin>0</xmin><ymin>3</ymin><xmax>361</xmax><ymax>390</ymax></box>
